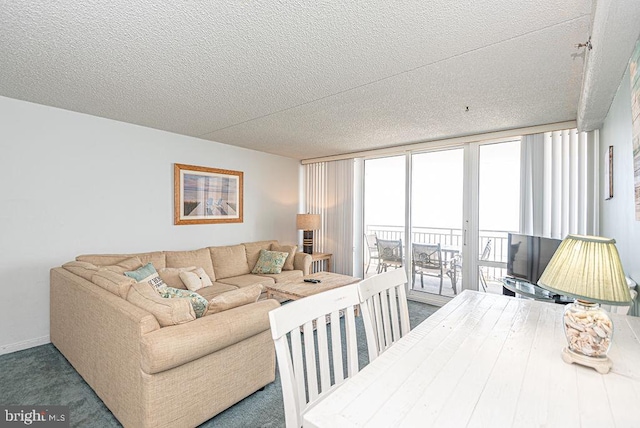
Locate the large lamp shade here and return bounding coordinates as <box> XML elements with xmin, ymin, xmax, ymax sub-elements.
<box><xmin>538</xmin><ymin>235</ymin><xmax>630</xmax><ymax>305</ymax></box>
<box><xmin>296</xmin><ymin>214</ymin><xmax>321</xmax><ymax>231</ymax></box>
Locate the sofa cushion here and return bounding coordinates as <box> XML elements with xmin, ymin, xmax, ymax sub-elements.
<box><xmin>92</xmin><ymin>269</ymin><xmax>136</xmax><ymax>299</ymax></box>
<box><xmin>158</xmin><ymin>266</ymin><xmax>195</xmax><ymax>289</ymax></box>
<box><xmin>252</xmin><ymin>249</ymin><xmax>288</xmax><ymax>274</ymax></box>
<box><xmin>124</xmin><ymin>263</ymin><xmax>164</xmax><ymax>287</ymax></box>
<box><xmin>76</xmin><ymin>251</ymin><xmax>166</xmax><ymax>270</ymax></box>
<box><xmin>179</xmin><ymin>268</ymin><xmax>213</xmax><ymax>292</ymax></box>
<box><xmin>205</xmin><ymin>284</ymin><xmax>263</xmax><ymax>316</ymax></box>
<box><xmin>62</xmin><ymin>261</ymin><xmax>99</xmax><ymax>281</ymax></box>
<box><xmin>101</xmin><ymin>257</ymin><xmax>144</xmax><ymax>274</ymax></box>
<box><xmin>209</xmin><ymin>245</ymin><xmax>250</xmax><ymax>279</ymax></box>
<box><xmin>157</xmin><ymin>286</ymin><xmax>208</xmax><ymax>318</ymax></box>
<box><xmin>217</xmin><ymin>274</ymin><xmax>276</xmax><ymax>288</ymax></box>
<box><xmin>127</xmin><ymin>282</ymin><xmax>196</xmax><ymax>327</ymax></box>
<box><xmin>196</xmin><ymin>283</ymin><xmax>239</xmax><ymax>300</ymax></box>
<box><xmin>255</xmin><ymin>270</ymin><xmax>304</xmax><ymax>283</ymax></box>
<box><xmin>270</xmin><ymin>243</ymin><xmax>297</xmax><ymax>270</ymax></box>
<box><xmin>140</xmin><ymin>299</ymin><xmax>280</xmax><ymax>374</ymax></box>
<box><xmin>165</xmin><ymin>248</ymin><xmax>216</xmax><ymax>281</ymax></box>
<box><xmin>243</xmin><ymin>240</ymin><xmax>277</xmax><ymax>270</ymax></box>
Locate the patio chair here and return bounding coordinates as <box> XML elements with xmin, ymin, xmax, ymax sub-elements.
<box><xmin>445</xmin><ymin>253</ymin><xmax>461</xmax><ymax>295</ymax></box>
<box><xmin>364</xmin><ymin>233</ymin><xmax>380</xmax><ymax>273</ymax></box>
<box><xmin>268</xmin><ymin>284</ymin><xmax>361</xmax><ymax>428</ymax></box>
<box><xmin>478</xmin><ymin>239</ymin><xmax>492</xmax><ymax>292</ymax></box>
<box><xmin>357</xmin><ymin>269</ymin><xmax>410</xmax><ymax>362</ymax></box>
<box><xmin>376</xmin><ymin>239</ymin><xmax>403</xmax><ymax>273</ymax></box>
<box><xmin>412</xmin><ymin>242</ymin><xmax>446</xmax><ymax>294</ymax></box>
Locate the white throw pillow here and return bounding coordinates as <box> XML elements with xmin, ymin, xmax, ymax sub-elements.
<box><xmin>179</xmin><ymin>267</ymin><xmax>213</xmax><ymax>291</ymax></box>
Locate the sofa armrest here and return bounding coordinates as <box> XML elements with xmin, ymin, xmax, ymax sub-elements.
<box><xmin>140</xmin><ymin>299</ymin><xmax>280</xmax><ymax>374</ymax></box>
<box><xmin>294</xmin><ymin>252</ymin><xmax>312</xmax><ymax>275</ymax></box>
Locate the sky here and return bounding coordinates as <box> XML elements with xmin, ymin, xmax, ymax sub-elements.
<box><xmin>364</xmin><ymin>141</ymin><xmax>521</xmax><ymax>233</ymax></box>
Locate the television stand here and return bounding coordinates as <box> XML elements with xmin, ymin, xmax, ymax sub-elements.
<box><xmin>502</xmin><ymin>277</ymin><xmax>572</xmax><ymax>304</ymax></box>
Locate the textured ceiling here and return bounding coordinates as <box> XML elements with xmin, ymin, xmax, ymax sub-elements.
<box><xmin>0</xmin><ymin>1</ymin><xmax>596</xmax><ymax>159</ymax></box>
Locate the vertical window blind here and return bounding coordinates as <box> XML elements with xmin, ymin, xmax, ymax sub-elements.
<box><xmin>520</xmin><ymin>129</ymin><xmax>599</xmax><ymax>239</ymax></box>
<box><xmin>303</xmin><ymin>160</ymin><xmax>355</xmax><ymax>275</ymax></box>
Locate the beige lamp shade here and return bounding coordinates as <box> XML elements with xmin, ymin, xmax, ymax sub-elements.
<box><xmin>296</xmin><ymin>214</ymin><xmax>321</xmax><ymax>231</ymax></box>
<box><xmin>537</xmin><ymin>234</ymin><xmax>631</xmax><ymax>305</ymax></box>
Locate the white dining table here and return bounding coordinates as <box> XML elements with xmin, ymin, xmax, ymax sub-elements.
<box><xmin>303</xmin><ymin>290</ymin><xmax>640</xmax><ymax>428</ymax></box>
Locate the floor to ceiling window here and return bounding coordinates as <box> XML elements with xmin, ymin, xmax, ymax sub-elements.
<box><xmin>362</xmin><ymin>139</ymin><xmax>521</xmax><ymax>305</ymax></box>
<box><xmin>363</xmin><ymin>155</ymin><xmax>406</xmax><ymax>276</ymax></box>
<box><xmin>410</xmin><ymin>148</ymin><xmax>464</xmax><ymax>298</ymax></box>
<box><xmin>477</xmin><ymin>140</ymin><xmax>521</xmax><ymax>293</ymax></box>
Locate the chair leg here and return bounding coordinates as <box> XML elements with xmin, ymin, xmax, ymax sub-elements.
<box><xmin>411</xmin><ymin>266</ymin><xmax>416</xmax><ymax>288</ymax></box>
<box><xmin>479</xmin><ymin>269</ymin><xmax>487</xmax><ymax>292</ymax></box>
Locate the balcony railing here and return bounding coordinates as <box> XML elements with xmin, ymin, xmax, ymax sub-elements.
<box><xmin>365</xmin><ymin>224</ymin><xmax>515</xmax><ymax>281</ymax></box>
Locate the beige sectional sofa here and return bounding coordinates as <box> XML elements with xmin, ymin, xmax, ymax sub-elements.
<box><xmin>50</xmin><ymin>240</ymin><xmax>311</xmax><ymax>428</ymax></box>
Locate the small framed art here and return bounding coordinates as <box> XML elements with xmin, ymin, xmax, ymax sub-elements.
<box><xmin>174</xmin><ymin>163</ymin><xmax>243</xmax><ymax>225</ymax></box>
<box><xmin>605</xmin><ymin>146</ymin><xmax>613</xmax><ymax>200</ymax></box>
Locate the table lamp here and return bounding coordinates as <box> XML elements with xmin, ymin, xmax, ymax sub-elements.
<box><xmin>537</xmin><ymin>234</ymin><xmax>631</xmax><ymax>373</ymax></box>
<box><xmin>296</xmin><ymin>214</ymin><xmax>321</xmax><ymax>254</ymax></box>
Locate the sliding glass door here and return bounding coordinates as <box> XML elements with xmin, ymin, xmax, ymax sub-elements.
<box><xmin>361</xmin><ymin>139</ymin><xmax>521</xmax><ymax>306</ymax></box>
<box><xmin>363</xmin><ymin>156</ymin><xmax>406</xmax><ymax>276</ymax></box>
<box><xmin>476</xmin><ymin>140</ymin><xmax>521</xmax><ymax>293</ymax></box>
<box><xmin>410</xmin><ymin>148</ymin><xmax>464</xmax><ymax>298</ymax></box>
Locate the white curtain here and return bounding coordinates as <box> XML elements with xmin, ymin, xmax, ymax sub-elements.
<box><xmin>520</xmin><ymin>129</ymin><xmax>599</xmax><ymax>239</ymax></box>
<box><xmin>304</xmin><ymin>160</ymin><xmax>355</xmax><ymax>275</ymax></box>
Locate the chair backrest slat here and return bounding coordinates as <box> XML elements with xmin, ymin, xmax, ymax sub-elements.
<box><xmin>274</xmin><ymin>339</ymin><xmax>301</xmax><ymax>428</ymax></box>
<box><xmin>302</xmin><ymin>321</ymin><xmax>319</xmax><ymax>403</ymax></box>
<box><xmin>358</xmin><ymin>269</ymin><xmax>411</xmax><ymax>362</ymax></box>
<box><xmin>370</xmin><ymin>293</ymin><xmax>383</xmax><ymax>352</ymax></box>
<box><xmin>269</xmin><ymin>284</ymin><xmax>361</xmax><ymax>427</ymax></box>
<box><xmin>290</xmin><ymin>328</ymin><xmax>306</xmax><ymax>413</ymax></box>
<box><xmin>388</xmin><ymin>286</ymin><xmax>400</xmax><ymax>344</ymax></box>
<box><xmin>315</xmin><ymin>314</ymin><xmax>330</xmax><ymax>392</ymax></box>
<box><xmin>380</xmin><ymin>290</ymin><xmax>393</xmax><ymax>351</ymax></box>
<box><xmin>344</xmin><ymin>307</ymin><xmax>359</xmax><ymax>377</ymax></box>
<box><xmin>329</xmin><ymin>310</ymin><xmax>344</xmax><ymax>384</ymax></box>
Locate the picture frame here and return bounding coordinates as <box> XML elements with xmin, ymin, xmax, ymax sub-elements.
<box><xmin>630</xmin><ymin>39</ymin><xmax>640</xmax><ymax>218</ymax></box>
<box><xmin>605</xmin><ymin>145</ymin><xmax>613</xmax><ymax>200</ymax></box>
<box><xmin>174</xmin><ymin>163</ymin><xmax>243</xmax><ymax>225</ymax></box>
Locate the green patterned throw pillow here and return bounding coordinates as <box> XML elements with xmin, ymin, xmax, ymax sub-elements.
<box><xmin>125</xmin><ymin>263</ymin><xmax>165</xmax><ymax>289</ymax></box>
<box><xmin>251</xmin><ymin>249</ymin><xmax>289</xmax><ymax>274</ymax></box>
<box><xmin>157</xmin><ymin>286</ymin><xmax>208</xmax><ymax>318</ymax></box>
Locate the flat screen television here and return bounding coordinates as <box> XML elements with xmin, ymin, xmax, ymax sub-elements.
<box><xmin>507</xmin><ymin>233</ymin><xmax>562</xmax><ymax>284</ymax></box>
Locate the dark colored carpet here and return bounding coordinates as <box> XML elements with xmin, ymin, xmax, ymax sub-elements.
<box><xmin>0</xmin><ymin>301</ymin><xmax>437</xmax><ymax>427</ymax></box>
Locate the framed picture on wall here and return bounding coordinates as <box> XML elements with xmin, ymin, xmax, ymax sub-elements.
<box><xmin>605</xmin><ymin>145</ymin><xmax>613</xmax><ymax>200</ymax></box>
<box><xmin>174</xmin><ymin>163</ymin><xmax>243</xmax><ymax>225</ymax></box>
<box><xmin>630</xmin><ymin>39</ymin><xmax>640</xmax><ymax>219</ymax></box>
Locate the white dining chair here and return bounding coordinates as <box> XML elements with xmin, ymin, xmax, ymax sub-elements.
<box><xmin>357</xmin><ymin>268</ymin><xmax>410</xmax><ymax>362</ymax></box>
<box><xmin>268</xmin><ymin>284</ymin><xmax>361</xmax><ymax>428</ymax></box>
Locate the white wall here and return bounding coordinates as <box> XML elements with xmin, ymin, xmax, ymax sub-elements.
<box><xmin>0</xmin><ymin>96</ymin><xmax>300</xmax><ymax>354</ymax></box>
<box><xmin>599</xmin><ymin>67</ymin><xmax>640</xmax><ymax>282</ymax></box>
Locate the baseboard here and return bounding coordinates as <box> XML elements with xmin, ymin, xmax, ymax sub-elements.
<box><xmin>0</xmin><ymin>335</ymin><xmax>50</xmax><ymax>356</ymax></box>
